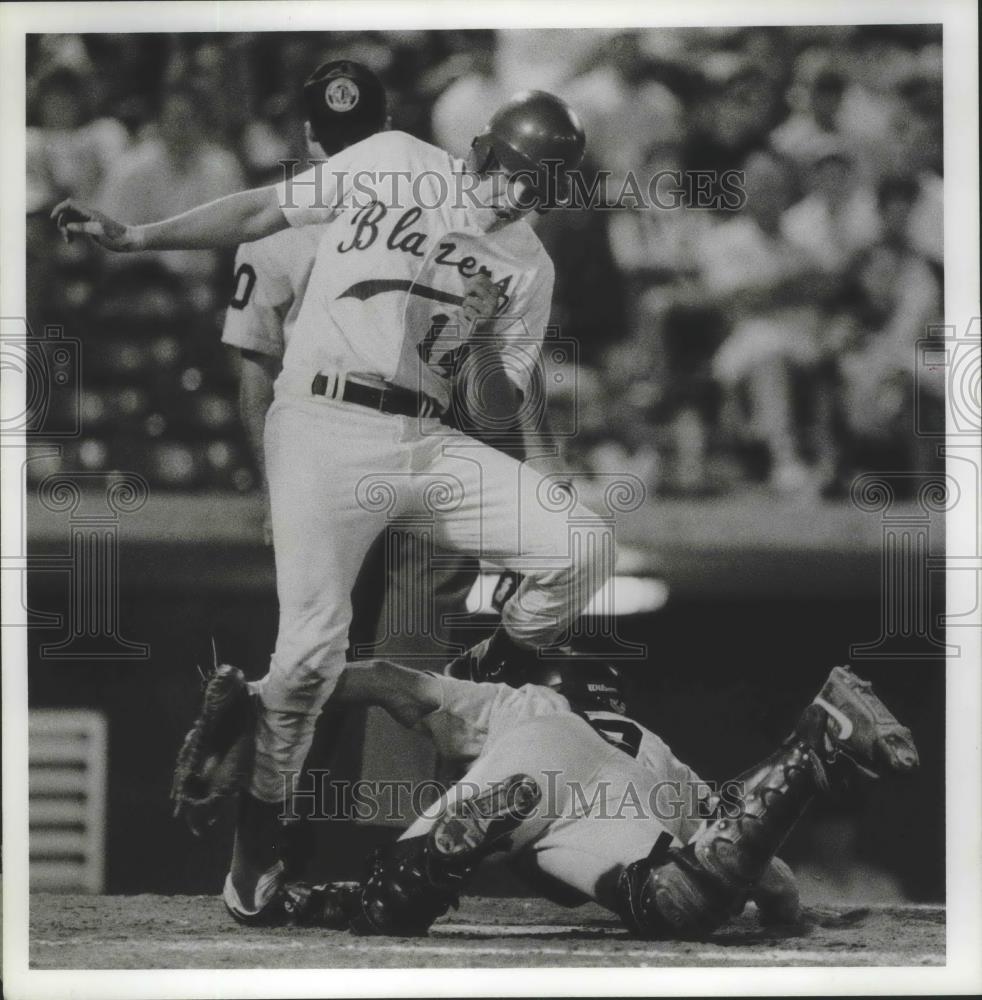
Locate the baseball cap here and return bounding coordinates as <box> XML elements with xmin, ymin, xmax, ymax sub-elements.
<box><xmin>302</xmin><ymin>59</ymin><xmax>387</xmax><ymax>154</ymax></box>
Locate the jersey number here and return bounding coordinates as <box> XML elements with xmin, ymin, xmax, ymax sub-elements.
<box><xmin>418</xmin><ymin>313</ymin><xmax>471</xmax><ymax>378</ymax></box>
<box><xmin>229</xmin><ymin>263</ymin><xmax>257</xmax><ymax>310</ymax></box>
<box><xmin>586</xmin><ymin>716</ymin><xmax>643</xmax><ymax>758</ymax></box>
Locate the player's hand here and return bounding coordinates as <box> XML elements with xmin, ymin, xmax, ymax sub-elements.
<box><xmin>459</xmin><ymin>272</ymin><xmax>500</xmax><ymax>329</ymax></box>
<box><xmin>51</xmin><ymin>199</ymin><xmax>140</xmax><ymax>252</ymax></box>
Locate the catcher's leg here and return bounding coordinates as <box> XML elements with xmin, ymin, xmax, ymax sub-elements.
<box><xmin>348</xmin><ymin>773</ymin><xmax>541</xmax><ymax>936</ymax></box>
<box><xmin>615</xmin><ymin>666</ymin><xmax>918</xmax><ymax>940</ymax></box>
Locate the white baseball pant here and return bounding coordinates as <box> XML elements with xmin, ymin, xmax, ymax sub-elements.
<box><xmin>249</xmin><ymin>387</ymin><xmax>612</xmax><ymax>801</ymax></box>
<box><xmin>398</xmin><ymin>712</ymin><xmax>706</xmax><ymax>912</ymax></box>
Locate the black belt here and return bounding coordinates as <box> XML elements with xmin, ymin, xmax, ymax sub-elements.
<box><xmin>311</xmin><ymin>373</ymin><xmax>443</xmax><ymax>419</ymax></box>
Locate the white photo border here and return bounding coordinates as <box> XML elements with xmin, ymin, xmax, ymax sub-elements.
<box><xmin>2</xmin><ymin>0</ymin><xmax>979</xmax><ymax>996</ymax></box>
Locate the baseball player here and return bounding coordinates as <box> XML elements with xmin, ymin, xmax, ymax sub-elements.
<box><xmin>222</xmin><ymin>57</ymin><xmax>484</xmax><ymax>830</ymax></box>
<box><xmin>224</xmin><ymin>59</ymin><xmax>389</xmax><ymax>539</ymax></box>
<box><xmin>232</xmin><ymin>658</ymin><xmax>918</xmax><ymax>938</ymax></box>
<box><xmin>56</xmin><ymin>90</ymin><xmax>609</xmax><ymax>918</ymax></box>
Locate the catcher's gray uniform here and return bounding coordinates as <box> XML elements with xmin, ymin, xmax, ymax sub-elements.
<box><xmin>399</xmin><ymin>674</ymin><xmax>707</xmax><ymax>911</ymax></box>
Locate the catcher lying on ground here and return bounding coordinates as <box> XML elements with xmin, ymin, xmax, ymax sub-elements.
<box><xmin>172</xmin><ymin>659</ymin><xmax>918</xmax><ymax>939</ymax></box>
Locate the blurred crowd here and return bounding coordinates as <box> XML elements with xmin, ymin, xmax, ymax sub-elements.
<box><xmin>26</xmin><ymin>26</ymin><xmax>944</xmax><ymax>496</ymax></box>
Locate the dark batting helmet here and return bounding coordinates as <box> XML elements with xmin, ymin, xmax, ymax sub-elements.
<box><xmin>526</xmin><ymin>659</ymin><xmax>627</xmax><ymax>716</ymax></box>
<box><xmin>471</xmin><ymin>90</ymin><xmax>586</xmax><ymax>208</ymax></box>
<box><xmin>302</xmin><ymin>59</ymin><xmax>387</xmax><ymax>155</ymax></box>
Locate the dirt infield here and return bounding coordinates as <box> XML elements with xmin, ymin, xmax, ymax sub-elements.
<box><xmin>30</xmin><ymin>894</ymin><xmax>944</xmax><ymax>968</ymax></box>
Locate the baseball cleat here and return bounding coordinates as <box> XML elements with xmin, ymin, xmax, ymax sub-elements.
<box><xmin>443</xmin><ymin>636</ymin><xmax>493</xmax><ymax>682</ymax></box>
<box><xmin>429</xmin><ymin>773</ymin><xmax>541</xmax><ymax>863</ymax></box>
<box><xmin>224</xmin><ymin>867</ymin><xmax>359</xmax><ymax>929</ymax></box>
<box><xmin>442</xmin><ymin>628</ymin><xmax>538</xmax><ymax>686</ymax></box>
<box><xmin>811</xmin><ymin>666</ymin><xmax>919</xmax><ymax>778</ymax></box>
<box><xmin>223</xmin><ymin>863</ymin><xmax>287</xmax><ymax>927</ymax></box>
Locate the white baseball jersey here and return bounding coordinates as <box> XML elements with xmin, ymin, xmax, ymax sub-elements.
<box><xmin>273</xmin><ymin>130</ymin><xmax>555</xmax><ymax>409</ymax></box>
<box><xmin>418</xmin><ymin>673</ymin><xmax>703</xmax><ymax>798</ymax></box>
<box><xmin>249</xmin><ymin>133</ymin><xmax>606</xmax><ymax>808</ymax></box>
<box><xmin>402</xmin><ymin>674</ymin><xmax>709</xmax><ymax>907</ymax></box>
<box><xmin>221</xmin><ymin>226</ymin><xmax>323</xmax><ymax>359</ymax></box>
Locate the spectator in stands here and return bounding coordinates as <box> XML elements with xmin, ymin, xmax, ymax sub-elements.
<box><xmin>606</xmin><ymin>132</ymin><xmax>724</xmax><ymax>494</ymax></box>
<box><xmin>782</xmin><ymin>145</ymin><xmax>881</xmax><ymax>273</ymax></box>
<box><xmin>821</xmin><ymin>179</ymin><xmax>942</xmax><ymax>492</ymax></box>
<box><xmin>886</xmin><ymin>73</ymin><xmax>943</xmax><ymax>268</ymax></box>
<box><xmin>30</xmin><ymin>26</ymin><xmax>944</xmax><ymax>499</ymax></box>
<box><xmin>837</xmin><ymin>27</ymin><xmax>916</xmax><ymax>156</ymax></box>
<box><xmin>770</xmin><ymin>67</ymin><xmax>849</xmax><ymax>176</ymax></box>
<box><xmin>588</xmin><ymin>345</ymin><xmax>661</xmax><ymax>494</ymax></box>
<box><xmin>98</xmin><ymin>82</ymin><xmax>245</xmax><ymax>291</ymax></box>
<box><xmin>428</xmin><ymin>32</ymin><xmax>501</xmax><ymax>158</ymax></box>
<box><xmin>431</xmin><ymin>29</ymin><xmax>635</xmax><ymax>158</ymax></box>
<box><xmin>876</xmin><ymin>174</ymin><xmax>922</xmax><ymax>250</ymax></box>
<box><xmin>562</xmin><ymin>31</ymin><xmax>683</xmax><ymax>190</ymax></box>
<box><xmin>27</xmin><ymin>66</ymin><xmax>130</xmax><ymax>210</ymax></box>
<box><xmin>700</xmin><ymin>152</ymin><xmax>836</xmax><ymax>493</ymax></box>
<box><xmin>682</xmin><ymin>59</ymin><xmax>784</xmax><ymax>176</ymax></box>
<box><xmin>239</xmin><ymin>90</ymin><xmax>307</xmax><ymax>185</ymax></box>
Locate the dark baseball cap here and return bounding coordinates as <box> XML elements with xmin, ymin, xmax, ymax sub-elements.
<box><xmin>302</xmin><ymin>59</ymin><xmax>387</xmax><ymax>154</ymax></box>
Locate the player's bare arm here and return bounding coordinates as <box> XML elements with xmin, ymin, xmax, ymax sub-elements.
<box><xmin>331</xmin><ymin>659</ymin><xmax>443</xmax><ymax>729</ymax></box>
<box><xmin>51</xmin><ymin>185</ymin><xmax>289</xmax><ymax>252</ymax></box>
<box><xmin>455</xmin><ymin>273</ymin><xmax>523</xmax><ymax>421</ymax></box>
<box><xmin>237</xmin><ymin>350</ymin><xmax>281</xmax><ymax>545</ymax></box>
<box><xmin>451</xmin><ymin>271</ymin><xmax>536</xmax><ymax>461</ymax></box>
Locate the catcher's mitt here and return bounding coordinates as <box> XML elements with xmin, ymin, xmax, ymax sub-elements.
<box><xmin>171</xmin><ymin>664</ymin><xmax>256</xmax><ymax>835</ymax></box>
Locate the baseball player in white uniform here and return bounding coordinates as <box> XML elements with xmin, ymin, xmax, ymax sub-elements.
<box><xmin>223</xmin><ymin>61</ymin><xmax>388</xmax><ymax>532</ymax></box>
<box><xmin>241</xmin><ymin>658</ymin><xmax>918</xmax><ymax>938</ymax></box>
<box><xmin>223</xmin><ymin>59</ymin><xmax>484</xmax><ymax>833</ymax></box>
<box><xmin>56</xmin><ymin>89</ymin><xmax>609</xmax><ymax>917</ymax></box>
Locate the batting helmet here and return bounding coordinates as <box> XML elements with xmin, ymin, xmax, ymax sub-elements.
<box><xmin>471</xmin><ymin>90</ymin><xmax>586</xmax><ymax>208</ymax></box>
<box><xmin>526</xmin><ymin>659</ymin><xmax>627</xmax><ymax>716</ymax></box>
<box><xmin>302</xmin><ymin>59</ymin><xmax>387</xmax><ymax>155</ymax></box>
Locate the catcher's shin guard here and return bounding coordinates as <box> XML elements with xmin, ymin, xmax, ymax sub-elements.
<box><xmin>616</xmin><ymin>834</ymin><xmax>747</xmax><ymax>941</ymax></box>
<box><xmin>351</xmin><ymin>774</ymin><xmax>541</xmax><ymax>936</ymax></box>
<box><xmin>690</xmin><ymin>713</ymin><xmax>828</xmax><ymax>893</ymax></box>
<box><xmin>615</xmin><ymin>666</ymin><xmax>919</xmax><ymax>940</ymax></box>
<box><xmin>615</xmin><ymin>722</ymin><xmax>827</xmax><ymax>941</ymax></box>
<box><xmin>281</xmin><ymin>881</ymin><xmax>362</xmax><ymax>929</ymax></box>
<box><xmin>348</xmin><ymin>836</ymin><xmax>461</xmax><ymax>937</ymax></box>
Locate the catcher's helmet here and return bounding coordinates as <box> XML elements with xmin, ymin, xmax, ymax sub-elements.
<box><xmin>302</xmin><ymin>59</ymin><xmax>387</xmax><ymax>155</ymax></box>
<box><xmin>471</xmin><ymin>90</ymin><xmax>586</xmax><ymax>208</ymax></box>
<box><xmin>527</xmin><ymin>659</ymin><xmax>627</xmax><ymax>716</ymax></box>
